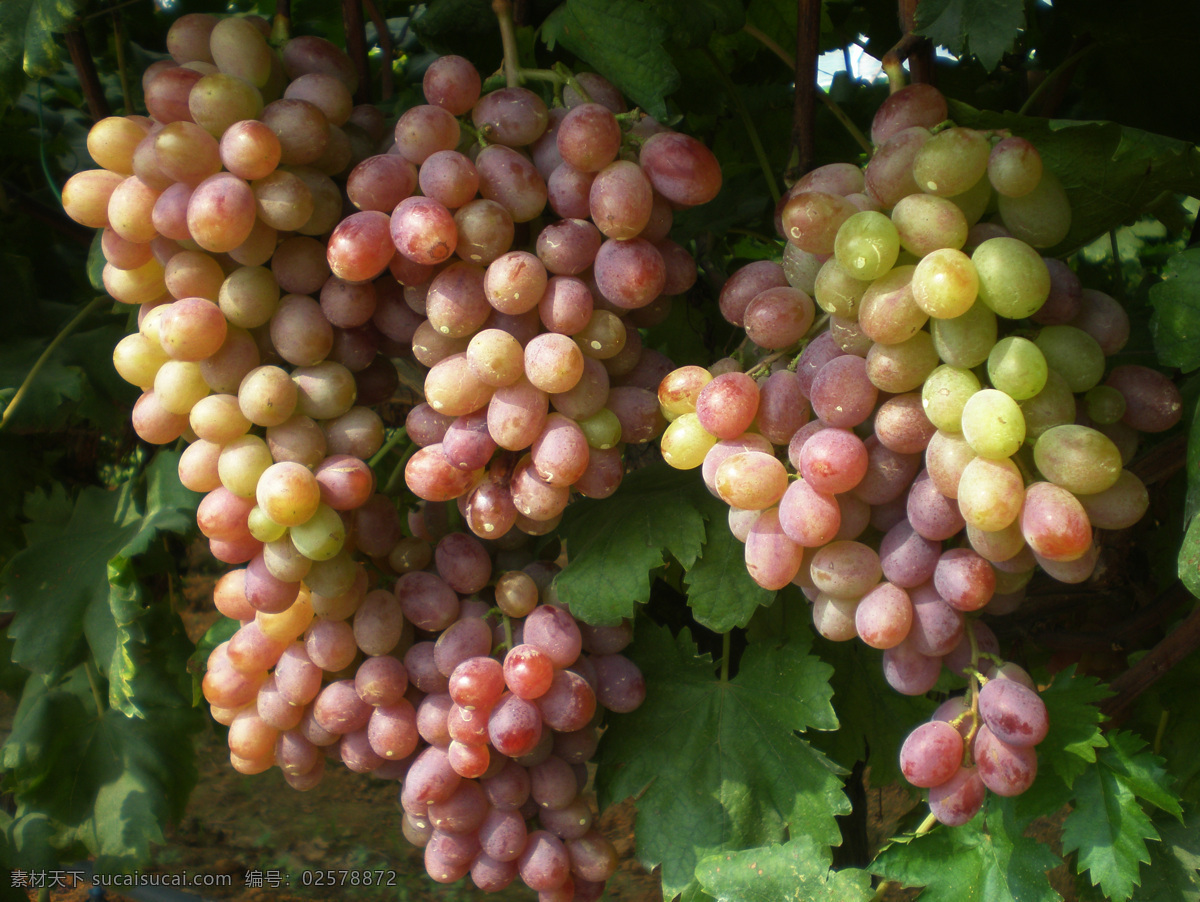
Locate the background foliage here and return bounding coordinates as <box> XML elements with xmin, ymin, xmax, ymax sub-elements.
<box><xmin>0</xmin><ymin>0</ymin><xmax>1197</xmax><ymax>900</ymax></box>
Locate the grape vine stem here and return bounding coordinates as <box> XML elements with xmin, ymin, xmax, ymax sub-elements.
<box><xmin>362</xmin><ymin>0</ymin><xmax>394</xmax><ymax>100</ymax></box>
<box><xmin>111</xmin><ymin>7</ymin><xmax>133</xmax><ymax>116</ymax></box>
<box><xmin>719</xmin><ymin>632</ymin><xmax>730</xmax><ymax>683</ymax></box>
<box><xmin>741</xmin><ymin>23</ymin><xmax>873</xmax><ymax>158</ymax></box>
<box><xmin>342</xmin><ymin>0</ymin><xmax>371</xmax><ymax>104</ymax></box>
<box><xmin>85</xmin><ymin>659</ymin><xmax>105</xmax><ymax>717</ymax></box>
<box><xmin>0</xmin><ymin>296</ymin><xmax>107</xmax><ymax>433</ymax></box>
<box><xmin>368</xmin><ymin>427</ymin><xmax>408</xmax><ymax>469</ymax></box>
<box><xmin>492</xmin><ymin>0</ymin><xmax>522</xmax><ymax>89</ymax></box>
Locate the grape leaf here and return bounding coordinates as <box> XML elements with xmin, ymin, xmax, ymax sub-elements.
<box><xmin>1123</xmin><ymin>647</ymin><xmax>1200</xmax><ymax>806</ymax></box>
<box><xmin>410</xmin><ymin>0</ymin><xmax>502</xmax><ymax>74</ymax></box>
<box><xmin>1</xmin><ymin>672</ymin><xmax>199</xmax><ymax>871</ymax></box>
<box><xmin>871</xmin><ymin>798</ymin><xmax>1064</xmax><ymax>902</ymax></box>
<box><xmin>595</xmin><ymin>622</ymin><xmax>846</xmax><ymax>902</ymax></box>
<box><xmin>0</xmin><ymin>337</ymin><xmax>85</xmax><ymax>431</ymax></box>
<box><xmin>1037</xmin><ymin>665</ymin><xmax>1110</xmax><ymax>788</ymax></box>
<box><xmin>0</xmin><ymin>450</ymin><xmax>198</xmax><ymax>676</ymax></box>
<box><xmin>0</xmin><ymin>0</ymin><xmax>87</xmax><ymax>114</ymax></box>
<box><xmin>558</xmin><ymin>462</ymin><xmax>773</xmax><ymax>629</ymax></box>
<box><xmin>807</xmin><ymin>636</ymin><xmax>937</xmax><ymax>785</ymax></box>
<box><xmin>682</xmin><ymin>491</ymin><xmax>775</xmax><ymax>633</ymax></box>
<box><xmin>915</xmin><ymin>0</ymin><xmax>1026</xmax><ymax>71</ymax></box>
<box><xmin>542</xmin><ymin>0</ymin><xmax>679</xmax><ymax>121</ymax></box>
<box><xmin>696</xmin><ymin>835</ymin><xmax>873</xmax><ymax>902</ymax></box>
<box><xmin>1062</xmin><ymin>731</ymin><xmax>1184</xmax><ymax>902</ymax></box>
<box><xmin>1178</xmin><ymin>515</ymin><xmax>1200</xmax><ymax>600</ymax></box>
<box><xmin>1150</xmin><ymin>248</ymin><xmax>1200</xmax><ymax>373</ymax></box>
<box><xmin>106</xmin><ymin>556</ymin><xmax>197</xmax><ymax>718</ymax></box>
<box><xmin>644</xmin><ymin>0</ymin><xmax>745</xmax><ymax>49</ymax></box>
<box><xmin>1128</xmin><ymin>805</ymin><xmax>1200</xmax><ymax>902</ymax></box>
<box><xmin>949</xmin><ymin>105</ymin><xmax>1200</xmax><ymax>256</ymax></box>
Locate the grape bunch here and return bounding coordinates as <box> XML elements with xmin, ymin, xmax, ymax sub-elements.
<box><xmin>205</xmin><ymin>518</ymin><xmax>645</xmax><ymax>898</ymax></box>
<box><xmin>657</xmin><ymin>82</ymin><xmax>1181</xmax><ymax>824</ymax></box>
<box><xmin>902</xmin><ymin>661</ymin><xmax>1049</xmax><ymax>824</ymax></box>
<box><xmin>395</xmin><ymin>58</ymin><xmax>721</xmax><ymax>539</ymax></box>
<box><xmin>65</xmin><ymin>16</ymin><xmax>400</xmax><ymax>593</ymax></box>
<box><xmin>59</xmin><ymin>11</ymin><xmax>689</xmax><ymax>898</ymax></box>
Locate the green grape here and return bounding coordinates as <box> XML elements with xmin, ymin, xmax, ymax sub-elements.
<box><xmin>957</xmin><ymin>456</ymin><xmax>1025</xmax><ymax>531</ymax></box>
<box><xmin>912</xmin><ymin>247</ymin><xmax>978</xmax><ymax>319</ymax></box>
<box><xmin>1033</xmin><ymin>424</ymin><xmax>1123</xmax><ymax>495</ymax></box>
<box><xmin>997</xmin><ymin>171</ymin><xmax>1071</xmax><ymax>249</ymax></box>
<box><xmin>961</xmin><ymin>388</ymin><xmax>1026</xmax><ymax>459</ymax></box>
<box><xmin>911</xmin><ymin>127</ymin><xmax>990</xmax><ymax>197</ymax></box>
<box><xmin>972</xmin><ymin>237</ymin><xmax>1050</xmax><ymax>319</ymax></box>
<box><xmin>922</xmin><ymin>364</ymin><xmax>981</xmax><ymax>432</ymax></box>
<box><xmin>987</xmin><ymin>137</ymin><xmax>1043</xmax><ymax>198</ymax></box>
<box><xmin>660</xmin><ymin>411</ymin><xmax>716</xmax><ymax>469</ymax></box>
<box><xmin>306</xmin><ymin>549</ymin><xmax>358</xmax><ymax>598</ymax></box>
<box><xmin>248</xmin><ymin>505</ymin><xmax>287</xmax><ymax>543</ymax></box>
<box><xmin>945</xmin><ymin>174</ymin><xmax>993</xmax><ymax>226</ymax></box>
<box><xmin>834</xmin><ymin>210</ymin><xmax>900</xmax><ymax>281</ymax></box>
<box><xmin>930</xmin><ymin>301</ymin><xmax>997</xmax><ymax>368</ymax></box>
<box><xmin>1084</xmin><ymin>385</ymin><xmax>1126</xmax><ymax>425</ymax></box>
<box><xmin>813</xmin><ymin>257</ymin><xmax>870</xmax><ymax>317</ymax></box>
<box><xmin>578</xmin><ymin>408</ymin><xmax>622</xmax><ymax>449</ymax></box>
<box><xmin>290</xmin><ymin>502</ymin><xmax>347</xmax><ymax>561</ymax></box>
<box><xmin>1034</xmin><ymin>325</ymin><xmax>1105</xmax><ymax>392</ymax></box>
<box><xmin>1019</xmin><ymin>369</ymin><xmax>1076</xmax><ymax>444</ymax></box>
<box><xmin>987</xmin><ymin>336</ymin><xmax>1048</xmax><ymax>400</ymax></box>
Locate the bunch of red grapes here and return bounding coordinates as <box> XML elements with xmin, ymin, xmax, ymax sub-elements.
<box><xmin>55</xmin><ymin>9</ymin><xmax>730</xmax><ymax>897</ymax></box>
<box><xmin>656</xmin><ymin>83</ymin><xmax>1179</xmax><ymax>825</ymax></box>
<box><xmin>397</xmin><ymin>57</ymin><xmax>721</xmax><ymax>538</ymax></box>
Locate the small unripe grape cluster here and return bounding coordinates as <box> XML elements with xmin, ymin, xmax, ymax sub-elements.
<box><xmin>657</xmin><ymin>82</ymin><xmax>1181</xmax><ymax>818</ymax></box>
<box><xmin>395</xmin><ymin>58</ymin><xmax>722</xmax><ymax>540</ymax></box>
<box><xmin>204</xmin><ymin>518</ymin><xmax>645</xmax><ymax>897</ymax></box>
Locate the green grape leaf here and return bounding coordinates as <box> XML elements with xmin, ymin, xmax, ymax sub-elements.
<box><xmin>0</xmin><ymin>450</ymin><xmax>198</xmax><ymax>676</ymax></box>
<box><xmin>411</xmin><ymin>0</ymin><xmax>502</xmax><ymax>74</ymax></box>
<box><xmin>1178</xmin><ymin>514</ymin><xmax>1200</xmax><ymax>599</ymax></box>
<box><xmin>696</xmin><ymin>835</ymin><xmax>873</xmax><ymax>902</ymax></box>
<box><xmin>0</xmin><ymin>337</ymin><xmax>85</xmax><ymax>431</ymax></box>
<box><xmin>807</xmin><ymin>637</ymin><xmax>937</xmax><ymax>784</ymax></box>
<box><xmin>1037</xmin><ymin>665</ymin><xmax>1110</xmax><ymax>788</ymax></box>
<box><xmin>915</xmin><ymin>0</ymin><xmax>1026</xmax><ymax>71</ymax></box>
<box><xmin>558</xmin><ymin>463</ymin><xmax>772</xmax><ymax>631</ymax></box>
<box><xmin>1128</xmin><ymin>805</ymin><xmax>1200</xmax><ymax>902</ymax></box>
<box><xmin>1123</xmin><ymin>647</ymin><xmax>1200</xmax><ymax>806</ymax></box>
<box><xmin>106</xmin><ymin>556</ymin><xmax>197</xmax><ymax>718</ymax></box>
<box><xmin>542</xmin><ymin>0</ymin><xmax>679</xmax><ymax>121</ymax></box>
<box><xmin>682</xmin><ymin>490</ymin><xmax>775</xmax><ymax>633</ymax></box>
<box><xmin>1</xmin><ymin>673</ymin><xmax>199</xmax><ymax>871</ymax></box>
<box><xmin>596</xmin><ymin>622</ymin><xmax>846</xmax><ymax>902</ymax></box>
<box><xmin>644</xmin><ymin>0</ymin><xmax>746</xmax><ymax>49</ymax></box>
<box><xmin>0</xmin><ymin>0</ymin><xmax>87</xmax><ymax>113</ymax></box>
<box><xmin>557</xmin><ymin>464</ymin><xmax>702</xmax><ymax>624</ymax></box>
<box><xmin>949</xmin><ymin>105</ymin><xmax>1200</xmax><ymax>256</ymax></box>
<box><xmin>1150</xmin><ymin>248</ymin><xmax>1200</xmax><ymax>373</ymax></box>
<box><xmin>871</xmin><ymin>798</ymin><xmax>1064</xmax><ymax>902</ymax></box>
<box><xmin>1062</xmin><ymin>731</ymin><xmax>1184</xmax><ymax>902</ymax></box>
